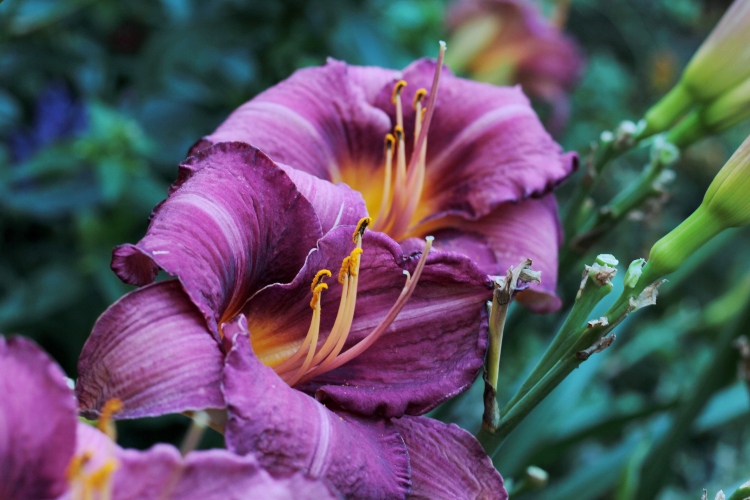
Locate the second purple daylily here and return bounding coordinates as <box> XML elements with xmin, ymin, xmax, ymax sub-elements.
<box><xmin>1</xmin><ymin>336</ymin><xmax>337</xmax><ymax>500</ymax></box>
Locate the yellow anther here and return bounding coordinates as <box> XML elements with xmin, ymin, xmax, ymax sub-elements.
<box><xmin>348</xmin><ymin>248</ymin><xmax>364</xmax><ymax>276</ymax></box>
<box><xmin>310</xmin><ymin>283</ymin><xmax>328</xmax><ymax>309</ymax></box>
<box><xmin>311</xmin><ymin>269</ymin><xmax>332</xmax><ymax>291</ymax></box>
<box><xmin>391</xmin><ymin>80</ymin><xmax>407</xmax><ymax>104</ymax></box>
<box><xmin>97</xmin><ymin>398</ymin><xmax>123</xmax><ymax>441</ymax></box>
<box><xmin>338</xmin><ymin>256</ymin><xmax>351</xmax><ymax>284</ymax></box>
<box><xmin>384</xmin><ymin>133</ymin><xmax>395</xmax><ymax>150</ymax></box>
<box><xmin>393</xmin><ymin>125</ymin><xmax>404</xmax><ymax>141</ymax></box>
<box><xmin>86</xmin><ymin>459</ymin><xmax>118</xmax><ymax>489</ymax></box>
<box><xmin>352</xmin><ymin>217</ymin><xmax>371</xmax><ymax>243</ymax></box>
<box><xmin>66</xmin><ymin>451</ymin><xmax>92</xmax><ymax>481</ymax></box>
<box><xmin>413</xmin><ymin>89</ymin><xmax>427</xmax><ymax>109</ymax></box>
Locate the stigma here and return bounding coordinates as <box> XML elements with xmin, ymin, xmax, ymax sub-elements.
<box><xmin>373</xmin><ymin>41</ymin><xmax>446</xmax><ymax>240</ymax></box>
<box><xmin>273</xmin><ymin>217</ymin><xmax>434</xmax><ymax>387</ymax></box>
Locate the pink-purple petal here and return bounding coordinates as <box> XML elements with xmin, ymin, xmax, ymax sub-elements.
<box><xmin>392</xmin><ymin>416</ymin><xmax>507</xmax><ymax>500</ymax></box>
<box><xmin>277</xmin><ymin>162</ymin><xmax>368</xmax><ymax>232</ymax></box>
<box><xmin>0</xmin><ymin>336</ymin><xmax>76</xmax><ymax>500</ymax></box>
<box><xmin>245</xmin><ymin>226</ymin><xmax>492</xmax><ymax>417</ymax></box>
<box><xmin>76</xmin><ymin>280</ymin><xmax>224</xmax><ymax>419</ymax></box>
<box><xmin>111</xmin><ymin>143</ymin><xmax>322</xmax><ymax>336</ymax></box>
<box><xmin>203</xmin><ymin>60</ymin><xmax>392</xmax><ymax>182</ymax></box>
<box><xmin>113</xmin><ymin>445</ymin><xmax>340</xmax><ymax>500</ymax></box>
<box><xmin>222</xmin><ymin>322</ymin><xmax>411</xmax><ymax>500</ymax></box>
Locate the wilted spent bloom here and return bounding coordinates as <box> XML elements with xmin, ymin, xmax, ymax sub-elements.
<box><xmin>641</xmin><ymin>0</ymin><xmax>750</xmax><ymax>137</ymax></box>
<box><xmin>643</xmin><ymin>134</ymin><xmax>750</xmax><ymax>281</ymax></box>
<box><xmin>445</xmin><ymin>0</ymin><xmax>583</xmax><ymax>132</ymax></box>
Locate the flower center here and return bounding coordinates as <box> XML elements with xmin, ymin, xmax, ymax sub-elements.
<box><xmin>369</xmin><ymin>41</ymin><xmax>447</xmax><ymax>241</ymax></box>
<box><xmin>272</xmin><ymin>217</ymin><xmax>434</xmax><ymax>387</ymax></box>
<box><xmin>67</xmin><ymin>399</ymin><xmax>121</xmax><ymax>500</ymax></box>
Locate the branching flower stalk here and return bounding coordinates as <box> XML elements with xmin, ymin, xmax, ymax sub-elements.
<box><xmin>563</xmin><ymin>121</ymin><xmax>642</xmax><ymax>238</ymax></box>
<box><xmin>478</xmin><ymin>134</ymin><xmax>750</xmax><ymax>457</ymax></box>
<box><xmin>566</xmin><ymin>139</ymin><xmax>679</xmax><ymax>256</ymax></box>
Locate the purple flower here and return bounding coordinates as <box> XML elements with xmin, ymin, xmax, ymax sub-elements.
<box><xmin>446</xmin><ymin>0</ymin><xmax>584</xmax><ymax>134</ymax></box>
<box><xmin>76</xmin><ymin>142</ymin><xmax>506</xmax><ymax>496</ymax></box>
<box><xmin>189</xmin><ymin>54</ymin><xmax>576</xmax><ymax>312</ymax></box>
<box><xmin>0</xmin><ymin>335</ymin><xmax>338</xmax><ymax>500</ymax></box>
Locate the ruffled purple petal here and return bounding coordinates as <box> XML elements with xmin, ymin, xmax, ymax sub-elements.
<box><xmin>111</xmin><ymin>142</ymin><xmax>322</xmax><ymax>336</ymax></box>
<box><xmin>202</xmin><ymin>60</ymin><xmax>392</xmax><ymax>183</ymax></box>
<box><xmin>412</xmin><ymin>194</ymin><xmax>563</xmax><ymax>312</ymax></box>
<box><xmin>222</xmin><ymin>320</ymin><xmax>411</xmax><ymax>500</ymax></box>
<box><xmin>113</xmin><ymin>445</ymin><xmax>340</xmax><ymax>500</ymax></box>
<box><xmin>76</xmin><ymin>280</ymin><xmax>224</xmax><ymax>419</ymax></box>
<box><xmin>369</xmin><ymin>58</ymin><xmax>577</xmax><ymax>220</ymax></box>
<box><xmin>392</xmin><ymin>416</ymin><xmax>507</xmax><ymax>500</ymax></box>
<box><xmin>245</xmin><ymin>226</ymin><xmax>492</xmax><ymax>417</ymax></box>
<box><xmin>0</xmin><ymin>336</ymin><xmax>76</xmax><ymax>500</ymax></box>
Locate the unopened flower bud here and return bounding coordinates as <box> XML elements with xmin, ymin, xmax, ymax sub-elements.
<box><xmin>640</xmin><ymin>0</ymin><xmax>750</xmax><ymax>138</ymax></box>
<box><xmin>642</xmin><ymin>135</ymin><xmax>750</xmax><ymax>281</ymax></box>
<box><xmin>668</xmin><ymin>76</ymin><xmax>750</xmax><ymax>148</ymax></box>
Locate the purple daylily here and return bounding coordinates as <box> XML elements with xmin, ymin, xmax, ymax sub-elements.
<box><xmin>189</xmin><ymin>53</ymin><xmax>576</xmax><ymax>312</ymax></box>
<box><xmin>0</xmin><ymin>335</ymin><xmax>338</xmax><ymax>500</ymax></box>
<box><xmin>76</xmin><ymin>143</ymin><xmax>506</xmax><ymax>497</ymax></box>
<box><xmin>446</xmin><ymin>0</ymin><xmax>584</xmax><ymax>134</ymax></box>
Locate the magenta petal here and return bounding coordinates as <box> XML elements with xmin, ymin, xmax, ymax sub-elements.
<box><xmin>0</xmin><ymin>336</ymin><xmax>76</xmax><ymax>500</ymax></box>
<box><xmin>277</xmin><ymin>162</ymin><xmax>368</xmax><ymax>232</ymax></box>
<box><xmin>222</xmin><ymin>321</ymin><xmax>411</xmax><ymax>500</ymax></box>
<box><xmin>392</xmin><ymin>416</ymin><xmax>507</xmax><ymax>500</ymax></box>
<box><xmin>449</xmin><ymin>194</ymin><xmax>563</xmax><ymax>312</ymax></box>
<box><xmin>111</xmin><ymin>143</ymin><xmax>322</xmax><ymax>336</ymax></box>
<box><xmin>76</xmin><ymin>280</ymin><xmax>224</xmax><ymax>419</ymax></box>
<box><xmin>204</xmin><ymin>60</ymin><xmax>392</xmax><ymax>182</ymax></box>
<box><xmin>246</xmin><ymin>226</ymin><xmax>492</xmax><ymax>417</ymax></box>
<box><xmin>113</xmin><ymin>445</ymin><xmax>340</xmax><ymax>500</ymax></box>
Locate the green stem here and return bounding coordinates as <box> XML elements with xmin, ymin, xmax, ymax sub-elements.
<box><xmin>505</xmin><ymin>277</ymin><xmax>612</xmax><ymax>411</ymax></box>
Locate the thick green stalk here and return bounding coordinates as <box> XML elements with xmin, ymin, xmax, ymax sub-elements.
<box><xmin>504</xmin><ymin>269</ymin><xmax>613</xmax><ymax>411</ymax></box>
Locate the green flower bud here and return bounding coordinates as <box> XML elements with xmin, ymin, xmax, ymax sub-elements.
<box><xmin>668</xmin><ymin>76</ymin><xmax>750</xmax><ymax>148</ymax></box>
<box><xmin>639</xmin><ymin>0</ymin><xmax>750</xmax><ymax>138</ymax></box>
<box><xmin>643</xmin><ymin>135</ymin><xmax>750</xmax><ymax>281</ymax></box>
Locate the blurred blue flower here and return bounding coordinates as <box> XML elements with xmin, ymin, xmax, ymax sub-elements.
<box><xmin>9</xmin><ymin>82</ymin><xmax>87</xmax><ymax>163</ymax></box>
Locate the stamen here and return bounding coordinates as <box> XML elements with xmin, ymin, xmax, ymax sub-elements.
<box><xmin>299</xmin><ymin>236</ymin><xmax>435</xmax><ymax>382</ymax></box>
<box><xmin>391</xmin><ymin>80</ymin><xmax>407</xmax><ymax>104</ymax></box>
<box><xmin>311</xmin><ymin>269</ymin><xmax>332</xmax><ymax>291</ymax></box>
<box><xmin>413</xmin><ymin>89</ymin><xmax>427</xmax><ymax>109</ymax></box>
<box><xmin>338</xmin><ymin>256</ymin><xmax>351</xmax><ymax>285</ymax></box>
<box><xmin>309</xmin><ymin>283</ymin><xmax>328</xmax><ymax>309</ymax></box>
<box><xmin>372</xmin><ymin>43</ymin><xmax>446</xmax><ymax>240</ymax></box>
<box><xmin>375</xmin><ymin>134</ymin><xmax>396</xmax><ymax>224</ymax></box>
<box><xmin>392</xmin><ymin>42</ymin><xmax>446</xmax><ymax>238</ymax></box>
<box><xmin>353</xmin><ymin>217</ymin><xmax>371</xmax><ymax>244</ymax></box>
<box><xmin>273</xmin><ymin>270</ymin><xmax>330</xmax><ymax>376</ymax></box>
<box><xmin>66</xmin><ymin>452</ymin><xmax>92</xmax><ymax>481</ymax></box>
<box><xmin>97</xmin><ymin>399</ymin><xmax>123</xmax><ymax>441</ymax></box>
<box><xmin>85</xmin><ymin>460</ymin><xmax>117</xmax><ymax>497</ymax></box>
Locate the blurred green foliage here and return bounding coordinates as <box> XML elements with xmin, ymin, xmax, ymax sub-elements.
<box><xmin>1</xmin><ymin>0</ymin><xmax>748</xmax><ymax>498</ymax></box>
